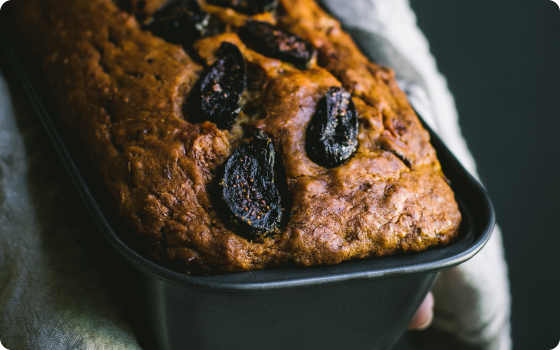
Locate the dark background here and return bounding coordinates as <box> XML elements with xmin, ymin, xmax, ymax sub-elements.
<box><xmin>395</xmin><ymin>0</ymin><xmax>560</xmax><ymax>349</ymax></box>
<box><xmin>1</xmin><ymin>0</ymin><xmax>558</xmax><ymax>349</ymax></box>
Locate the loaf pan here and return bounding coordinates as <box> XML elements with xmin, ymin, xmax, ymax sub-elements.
<box><xmin>0</xmin><ymin>14</ymin><xmax>495</xmax><ymax>350</ymax></box>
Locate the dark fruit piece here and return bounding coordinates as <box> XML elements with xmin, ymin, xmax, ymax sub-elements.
<box><xmin>206</xmin><ymin>0</ymin><xmax>278</xmax><ymax>15</ymax></box>
<box><xmin>200</xmin><ymin>42</ymin><xmax>246</xmax><ymax>130</ymax></box>
<box><xmin>244</xmin><ymin>20</ymin><xmax>315</xmax><ymax>69</ymax></box>
<box><xmin>147</xmin><ymin>0</ymin><xmax>209</xmax><ymax>46</ymax></box>
<box><xmin>223</xmin><ymin>131</ymin><xmax>282</xmax><ymax>235</ymax></box>
<box><xmin>306</xmin><ymin>87</ymin><xmax>359</xmax><ymax>168</ymax></box>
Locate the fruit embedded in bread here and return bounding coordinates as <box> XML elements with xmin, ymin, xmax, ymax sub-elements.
<box><xmin>306</xmin><ymin>86</ymin><xmax>359</xmax><ymax>168</ymax></box>
<box><xmin>198</xmin><ymin>42</ymin><xmax>246</xmax><ymax>130</ymax></box>
<box><xmin>222</xmin><ymin>131</ymin><xmax>283</xmax><ymax>237</ymax></box>
<box><xmin>243</xmin><ymin>20</ymin><xmax>316</xmax><ymax>69</ymax></box>
<box><xmin>206</xmin><ymin>0</ymin><xmax>279</xmax><ymax>15</ymax></box>
<box><xmin>10</xmin><ymin>0</ymin><xmax>462</xmax><ymax>274</ymax></box>
<box><xmin>146</xmin><ymin>0</ymin><xmax>209</xmax><ymax>46</ymax></box>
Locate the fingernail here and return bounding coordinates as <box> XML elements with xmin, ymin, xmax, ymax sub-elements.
<box><xmin>408</xmin><ymin>292</ymin><xmax>434</xmax><ymax>331</ymax></box>
<box><xmin>414</xmin><ymin>309</ymin><xmax>433</xmax><ymax>331</ymax></box>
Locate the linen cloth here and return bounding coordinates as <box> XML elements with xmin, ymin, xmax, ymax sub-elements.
<box><xmin>0</xmin><ymin>0</ymin><xmax>510</xmax><ymax>349</ymax></box>
<box><xmin>0</xmin><ymin>51</ymin><xmax>142</xmax><ymax>349</ymax></box>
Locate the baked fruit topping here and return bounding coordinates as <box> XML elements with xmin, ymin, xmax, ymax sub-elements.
<box><xmin>199</xmin><ymin>41</ymin><xmax>246</xmax><ymax>130</ymax></box>
<box><xmin>244</xmin><ymin>20</ymin><xmax>315</xmax><ymax>69</ymax></box>
<box><xmin>222</xmin><ymin>131</ymin><xmax>283</xmax><ymax>236</ymax></box>
<box><xmin>147</xmin><ymin>0</ymin><xmax>209</xmax><ymax>46</ymax></box>
<box><xmin>306</xmin><ymin>87</ymin><xmax>359</xmax><ymax>168</ymax></box>
<box><xmin>10</xmin><ymin>0</ymin><xmax>462</xmax><ymax>274</ymax></box>
<box><xmin>206</xmin><ymin>0</ymin><xmax>279</xmax><ymax>15</ymax></box>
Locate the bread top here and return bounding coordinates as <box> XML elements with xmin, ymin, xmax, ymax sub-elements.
<box><xmin>11</xmin><ymin>0</ymin><xmax>461</xmax><ymax>274</ymax></box>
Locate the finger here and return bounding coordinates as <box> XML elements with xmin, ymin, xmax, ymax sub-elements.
<box><xmin>408</xmin><ymin>291</ymin><xmax>434</xmax><ymax>331</ymax></box>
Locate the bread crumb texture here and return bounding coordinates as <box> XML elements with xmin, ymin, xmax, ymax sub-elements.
<box><xmin>11</xmin><ymin>0</ymin><xmax>461</xmax><ymax>274</ymax></box>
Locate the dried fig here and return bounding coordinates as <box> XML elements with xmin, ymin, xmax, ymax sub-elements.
<box><xmin>147</xmin><ymin>0</ymin><xmax>209</xmax><ymax>46</ymax></box>
<box><xmin>206</xmin><ymin>0</ymin><xmax>278</xmax><ymax>15</ymax></box>
<box><xmin>200</xmin><ymin>42</ymin><xmax>246</xmax><ymax>130</ymax></box>
<box><xmin>222</xmin><ymin>131</ymin><xmax>282</xmax><ymax>235</ymax></box>
<box><xmin>244</xmin><ymin>20</ymin><xmax>315</xmax><ymax>69</ymax></box>
<box><xmin>306</xmin><ymin>87</ymin><xmax>359</xmax><ymax>168</ymax></box>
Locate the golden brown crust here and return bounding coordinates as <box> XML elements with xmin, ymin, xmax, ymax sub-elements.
<box><xmin>11</xmin><ymin>0</ymin><xmax>461</xmax><ymax>274</ymax></box>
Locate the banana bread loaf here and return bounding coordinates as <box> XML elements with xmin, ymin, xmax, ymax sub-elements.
<box><xmin>9</xmin><ymin>0</ymin><xmax>461</xmax><ymax>274</ymax></box>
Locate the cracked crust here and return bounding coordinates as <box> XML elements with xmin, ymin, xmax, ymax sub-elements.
<box><xmin>11</xmin><ymin>0</ymin><xmax>461</xmax><ymax>274</ymax></box>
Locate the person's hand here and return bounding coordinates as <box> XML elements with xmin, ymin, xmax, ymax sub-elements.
<box><xmin>408</xmin><ymin>292</ymin><xmax>434</xmax><ymax>331</ymax></box>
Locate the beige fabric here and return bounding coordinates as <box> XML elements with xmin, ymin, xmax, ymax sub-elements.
<box><xmin>0</xmin><ymin>62</ymin><xmax>141</xmax><ymax>349</ymax></box>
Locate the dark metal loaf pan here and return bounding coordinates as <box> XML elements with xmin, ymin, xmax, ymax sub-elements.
<box><xmin>0</xmin><ymin>15</ymin><xmax>495</xmax><ymax>350</ymax></box>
